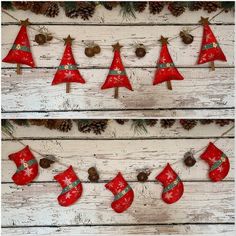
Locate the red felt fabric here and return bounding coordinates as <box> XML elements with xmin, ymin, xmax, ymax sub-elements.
<box><xmin>9</xmin><ymin>145</ymin><xmax>38</xmax><ymax>185</ymax></box>
<box><xmin>105</xmin><ymin>172</ymin><xmax>134</xmax><ymax>213</ymax></box>
<box><xmin>200</xmin><ymin>142</ymin><xmax>230</xmax><ymax>182</ymax></box>
<box><xmin>156</xmin><ymin>163</ymin><xmax>184</xmax><ymax>204</ymax></box>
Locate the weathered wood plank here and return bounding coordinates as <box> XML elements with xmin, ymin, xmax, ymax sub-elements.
<box><xmin>2</xmin><ymin>109</ymin><xmax>234</xmax><ymax>119</ymax></box>
<box><xmin>2</xmin><ymin>120</ymin><xmax>234</xmax><ymax>139</ymax></box>
<box><xmin>2</xmin><ymin>224</ymin><xmax>235</xmax><ymax>236</ymax></box>
<box><xmin>2</xmin><ymin>7</ymin><xmax>234</xmax><ymax>25</ymax></box>
<box><xmin>2</xmin><ymin>138</ymin><xmax>234</xmax><ymax>182</ymax></box>
<box><xmin>2</xmin><ymin>68</ymin><xmax>234</xmax><ymax>117</ymax></box>
<box><xmin>1</xmin><ymin>25</ymin><xmax>234</xmax><ymax>68</ymax></box>
<box><xmin>2</xmin><ymin>182</ymin><xmax>234</xmax><ymax>226</ymax></box>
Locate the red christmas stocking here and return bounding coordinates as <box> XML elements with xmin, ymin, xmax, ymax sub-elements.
<box><xmin>2</xmin><ymin>19</ymin><xmax>35</xmax><ymax>69</ymax></box>
<box><xmin>105</xmin><ymin>172</ymin><xmax>134</xmax><ymax>213</ymax></box>
<box><xmin>9</xmin><ymin>145</ymin><xmax>38</xmax><ymax>185</ymax></box>
<box><xmin>156</xmin><ymin>163</ymin><xmax>184</xmax><ymax>204</ymax></box>
<box><xmin>200</xmin><ymin>142</ymin><xmax>230</xmax><ymax>182</ymax></box>
<box><xmin>54</xmin><ymin>165</ymin><xmax>83</xmax><ymax>207</ymax></box>
<box><xmin>198</xmin><ymin>17</ymin><xmax>226</xmax><ymax>70</ymax></box>
<box><xmin>52</xmin><ymin>35</ymin><xmax>85</xmax><ymax>93</ymax></box>
<box><xmin>153</xmin><ymin>36</ymin><xmax>184</xmax><ymax>90</ymax></box>
<box><xmin>101</xmin><ymin>43</ymin><xmax>133</xmax><ymax>98</ymax></box>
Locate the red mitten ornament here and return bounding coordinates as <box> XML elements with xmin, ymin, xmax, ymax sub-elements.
<box><xmin>105</xmin><ymin>172</ymin><xmax>134</xmax><ymax>213</ymax></box>
<box><xmin>9</xmin><ymin>145</ymin><xmax>38</xmax><ymax>185</ymax></box>
<box><xmin>2</xmin><ymin>19</ymin><xmax>35</xmax><ymax>74</ymax></box>
<box><xmin>153</xmin><ymin>36</ymin><xmax>184</xmax><ymax>90</ymax></box>
<box><xmin>156</xmin><ymin>163</ymin><xmax>184</xmax><ymax>204</ymax></box>
<box><xmin>200</xmin><ymin>142</ymin><xmax>230</xmax><ymax>182</ymax></box>
<box><xmin>198</xmin><ymin>17</ymin><xmax>227</xmax><ymax>71</ymax></box>
<box><xmin>54</xmin><ymin>165</ymin><xmax>83</xmax><ymax>207</ymax></box>
<box><xmin>52</xmin><ymin>35</ymin><xmax>85</xmax><ymax>93</ymax></box>
<box><xmin>101</xmin><ymin>43</ymin><xmax>133</xmax><ymax>98</ymax></box>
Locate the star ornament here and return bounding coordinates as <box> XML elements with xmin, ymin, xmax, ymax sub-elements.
<box><xmin>112</xmin><ymin>42</ymin><xmax>123</xmax><ymax>52</ymax></box>
<box><xmin>199</xmin><ymin>17</ymin><xmax>210</xmax><ymax>25</ymax></box>
<box><xmin>20</xmin><ymin>18</ymin><xmax>30</xmax><ymax>26</ymax></box>
<box><xmin>63</xmin><ymin>35</ymin><xmax>75</xmax><ymax>46</ymax></box>
<box><xmin>159</xmin><ymin>36</ymin><xmax>169</xmax><ymax>45</ymax></box>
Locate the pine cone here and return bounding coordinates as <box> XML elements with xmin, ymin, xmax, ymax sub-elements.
<box><xmin>29</xmin><ymin>119</ymin><xmax>47</xmax><ymax>126</ymax></box>
<box><xmin>102</xmin><ymin>1</ymin><xmax>119</xmax><ymax>10</ymax></box>
<box><xmin>41</xmin><ymin>2</ymin><xmax>59</xmax><ymax>18</ymax></box>
<box><xmin>149</xmin><ymin>1</ymin><xmax>165</xmax><ymax>14</ymax></box>
<box><xmin>168</xmin><ymin>2</ymin><xmax>185</xmax><ymax>17</ymax></box>
<box><xmin>45</xmin><ymin>119</ymin><xmax>57</xmax><ymax>130</ymax></box>
<box><xmin>134</xmin><ymin>2</ymin><xmax>147</xmax><ymax>12</ymax></box>
<box><xmin>64</xmin><ymin>1</ymin><xmax>80</xmax><ymax>18</ymax></box>
<box><xmin>91</xmin><ymin>120</ymin><xmax>108</xmax><ymax>135</ymax></box>
<box><xmin>13</xmin><ymin>1</ymin><xmax>32</xmax><ymax>10</ymax></box>
<box><xmin>2</xmin><ymin>1</ymin><xmax>13</xmax><ymax>10</ymax></box>
<box><xmin>189</xmin><ymin>1</ymin><xmax>203</xmax><ymax>11</ymax></box>
<box><xmin>137</xmin><ymin>172</ymin><xmax>148</xmax><ymax>182</ymax></box>
<box><xmin>56</xmin><ymin>120</ymin><xmax>72</xmax><ymax>132</ymax></box>
<box><xmin>215</xmin><ymin>119</ymin><xmax>233</xmax><ymax>127</ymax></box>
<box><xmin>199</xmin><ymin>119</ymin><xmax>214</xmax><ymax>125</ymax></box>
<box><xmin>160</xmin><ymin>119</ymin><xmax>175</xmax><ymax>128</ymax></box>
<box><xmin>77</xmin><ymin>2</ymin><xmax>96</xmax><ymax>20</ymax></box>
<box><xmin>202</xmin><ymin>1</ymin><xmax>220</xmax><ymax>13</ymax></box>
<box><xmin>77</xmin><ymin>120</ymin><xmax>92</xmax><ymax>133</ymax></box>
<box><xmin>12</xmin><ymin>119</ymin><xmax>28</xmax><ymax>126</ymax></box>
<box><xmin>145</xmin><ymin>119</ymin><xmax>157</xmax><ymax>127</ymax></box>
<box><xmin>180</xmin><ymin>119</ymin><xmax>197</xmax><ymax>130</ymax></box>
<box><xmin>115</xmin><ymin>119</ymin><xmax>129</xmax><ymax>125</ymax></box>
<box><xmin>30</xmin><ymin>2</ymin><xmax>44</xmax><ymax>14</ymax></box>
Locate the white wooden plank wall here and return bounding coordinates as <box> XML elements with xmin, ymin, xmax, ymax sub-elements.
<box><xmin>1</xmin><ymin>120</ymin><xmax>235</xmax><ymax>235</ymax></box>
<box><xmin>1</xmin><ymin>6</ymin><xmax>235</xmax><ymax>118</ymax></box>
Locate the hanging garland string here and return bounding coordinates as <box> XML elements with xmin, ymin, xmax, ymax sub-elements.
<box><xmin>1</xmin><ymin>8</ymin><xmax>225</xmax><ymax>46</ymax></box>
<box><xmin>3</xmin><ymin>124</ymin><xmax>234</xmax><ymax>174</ymax></box>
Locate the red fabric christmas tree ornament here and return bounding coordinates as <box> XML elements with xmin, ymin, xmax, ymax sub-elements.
<box><xmin>105</xmin><ymin>172</ymin><xmax>134</xmax><ymax>213</ymax></box>
<box><xmin>197</xmin><ymin>17</ymin><xmax>227</xmax><ymax>70</ymax></box>
<box><xmin>54</xmin><ymin>165</ymin><xmax>83</xmax><ymax>207</ymax></box>
<box><xmin>52</xmin><ymin>35</ymin><xmax>85</xmax><ymax>93</ymax></box>
<box><xmin>156</xmin><ymin>163</ymin><xmax>184</xmax><ymax>204</ymax></box>
<box><xmin>153</xmin><ymin>36</ymin><xmax>184</xmax><ymax>90</ymax></box>
<box><xmin>101</xmin><ymin>43</ymin><xmax>133</xmax><ymax>98</ymax></box>
<box><xmin>9</xmin><ymin>145</ymin><xmax>38</xmax><ymax>185</ymax></box>
<box><xmin>2</xmin><ymin>19</ymin><xmax>35</xmax><ymax>74</ymax></box>
<box><xmin>200</xmin><ymin>142</ymin><xmax>230</xmax><ymax>182</ymax></box>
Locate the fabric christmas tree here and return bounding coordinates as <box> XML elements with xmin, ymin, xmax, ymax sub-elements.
<box><xmin>101</xmin><ymin>42</ymin><xmax>133</xmax><ymax>98</ymax></box>
<box><xmin>105</xmin><ymin>172</ymin><xmax>134</xmax><ymax>213</ymax></box>
<box><xmin>2</xmin><ymin>19</ymin><xmax>35</xmax><ymax>74</ymax></box>
<box><xmin>197</xmin><ymin>17</ymin><xmax>227</xmax><ymax>71</ymax></box>
<box><xmin>52</xmin><ymin>35</ymin><xmax>85</xmax><ymax>93</ymax></box>
<box><xmin>54</xmin><ymin>165</ymin><xmax>83</xmax><ymax>207</ymax></box>
<box><xmin>9</xmin><ymin>145</ymin><xmax>38</xmax><ymax>185</ymax></box>
<box><xmin>156</xmin><ymin>163</ymin><xmax>184</xmax><ymax>204</ymax></box>
<box><xmin>153</xmin><ymin>36</ymin><xmax>184</xmax><ymax>90</ymax></box>
<box><xmin>200</xmin><ymin>142</ymin><xmax>230</xmax><ymax>182</ymax></box>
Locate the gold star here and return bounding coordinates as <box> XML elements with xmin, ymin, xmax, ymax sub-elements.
<box><xmin>159</xmin><ymin>36</ymin><xmax>169</xmax><ymax>45</ymax></box>
<box><xmin>112</xmin><ymin>42</ymin><xmax>123</xmax><ymax>52</ymax></box>
<box><xmin>199</xmin><ymin>17</ymin><xmax>209</xmax><ymax>25</ymax></box>
<box><xmin>63</xmin><ymin>35</ymin><xmax>75</xmax><ymax>45</ymax></box>
<box><xmin>20</xmin><ymin>18</ymin><xmax>30</xmax><ymax>26</ymax></box>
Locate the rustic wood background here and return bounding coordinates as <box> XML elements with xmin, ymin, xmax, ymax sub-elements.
<box><xmin>1</xmin><ymin>6</ymin><xmax>235</xmax><ymax>118</ymax></box>
<box><xmin>1</xmin><ymin>120</ymin><xmax>235</xmax><ymax>235</ymax></box>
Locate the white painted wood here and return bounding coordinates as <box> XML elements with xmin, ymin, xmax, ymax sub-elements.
<box><xmin>2</xmin><ymin>224</ymin><xmax>235</xmax><ymax>236</ymax></box>
<box><xmin>2</xmin><ymin>120</ymin><xmax>234</xmax><ymax>139</ymax></box>
<box><xmin>2</xmin><ymin>7</ymin><xmax>234</xmax><ymax>25</ymax></box>
<box><xmin>2</xmin><ymin>182</ymin><xmax>234</xmax><ymax>226</ymax></box>
<box><xmin>2</xmin><ymin>68</ymin><xmax>234</xmax><ymax>117</ymax></box>
<box><xmin>1</xmin><ymin>25</ymin><xmax>234</xmax><ymax>68</ymax></box>
<box><xmin>2</xmin><ymin>138</ymin><xmax>234</xmax><ymax>182</ymax></box>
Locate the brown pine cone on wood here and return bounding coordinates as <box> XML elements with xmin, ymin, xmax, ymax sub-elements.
<box><xmin>13</xmin><ymin>1</ymin><xmax>32</xmax><ymax>10</ymax></box>
<box><xmin>77</xmin><ymin>2</ymin><xmax>96</xmax><ymax>20</ymax></box>
<box><xmin>168</xmin><ymin>2</ymin><xmax>185</xmax><ymax>17</ymax></box>
<box><xmin>102</xmin><ymin>1</ymin><xmax>119</xmax><ymax>10</ymax></box>
<box><xmin>149</xmin><ymin>1</ymin><xmax>165</xmax><ymax>14</ymax></box>
<box><xmin>115</xmin><ymin>119</ymin><xmax>129</xmax><ymax>125</ymax></box>
<box><xmin>41</xmin><ymin>2</ymin><xmax>59</xmax><ymax>18</ymax></box>
<box><xmin>202</xmin><ymin>1</ymin><xmax>220</xmax><ymax>13</ymax></box>
<box><xmin>134</xmin><ymin>2</ymin><xmax>147</xmax><ymax>12</ymax></box>
<box><xmin>45</xmin><ymin>119</ymin><xmax>57</xmax><ymax>130</ymax></box>
<box><xmin>180</xmin><ymin>119</ymin><xmax>197</xmax><ymax>130</ymax></box>
<box><xmin>160</xmin><ymin>119</ymin><xmax>175</xmax><ymax>128</ymax></box>
<box><xmin>56</xmin><ymin>120</ymin><xmax>72</xmax><ymax>132</ymax></box>
<box><xmin>215</xmin><ymin>119</ymin><xmax>233</xmax><ymax>127</ymax></box>
<box><xmin>30</xmin><ymin>2</ymin><xmax>44</xmax><ymax>14</ymax></box>
<box><xmin>12</xmin><ymin>119</ymin><xmax>29</xmax><ymax>126</ymax></box>
<box><xmin>189</xmin><ymin>1</ymin><xmax>203</xmax><ymax>11</ymax></box>
<box><xmin>91</xmin><ymin>120</ymin><xmax>108</xmax><ymax>135</ymax></box>
<box><xmin>29</xmin><ymin>119</ymin><xmax>47</xmax><ymax>126</ymax></box>
<box><xmin>199</xmin><ymin>119</ymin><xmax>214</xmax><ymax>125</ymax></box>
<box><xmin>145</xmin><ymin>119</ymin><xmax>157</xmax><ymax>127</ymax></box>
<box><xmin>63</xmin><ymin>1</ymin><xmax>80</xmax><ymax>18</ymax></box>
